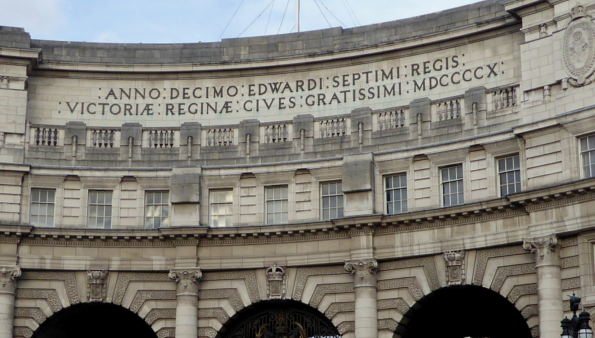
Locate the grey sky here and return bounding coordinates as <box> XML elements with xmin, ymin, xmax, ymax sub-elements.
<box><xmin>2</xmin><ymin>0</ymin><xmax>481</xmax><ymax>43</ymax></box>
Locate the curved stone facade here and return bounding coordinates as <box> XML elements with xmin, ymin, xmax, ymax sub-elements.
<box><xmin>0</xmin><ymin>1</ymin><xmax>594</xmax><ymax>338</ymax></box>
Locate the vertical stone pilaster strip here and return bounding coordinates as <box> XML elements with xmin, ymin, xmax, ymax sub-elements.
<box><xmin>0</xmin><ymin>266</ymin><xmax>21</xmax><ymax>338</ymax></box>
<box><xmin>524</xmin><ymin>235</ymin><xmax>562</xmax><ymax>338</ymax></box>
<box><xmin>345</xmin><ymin>259</ymin><xmax>378</xmax><ymax>338</ymax></box>
<box><xmin>169</xmin><ymin>268</ymin><xmax>202</xmax><ymax>338</ymax></box>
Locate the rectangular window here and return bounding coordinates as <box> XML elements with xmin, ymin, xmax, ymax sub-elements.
<box><xmin>581</xmin><ymin>135</ymin><xmax>595</xmax><ymax>178</ymax></box>
<box><xmin>88</xmin><ymin>190</ymin><xmax>112</xmax><ymax>229</ymax></box>
<box><xmin>498</xmin><ymin>155</ymin><xmax>521</xmax><ymax>196</ymax></box>
<box><xmin>265</xmin><ymin>186</ymin><xmax>288</xmax><ymax>225</ymax></box>
<box><xmin>321</xmin><ymin>181</ymin><xmax>343</xmax><ymax>220</ymax></box>
<box><xmin>441</xmin><ymin>165</ymin><xmax>464</xmax><ymax>207</ymax></box>
<box><xmin>385</xmin><ymin>174</ymin><xmax>407</xmax><ymax>214</ymax></box>
<box><xmin>145</xmin><ymin>191</ymin><xmax>169</xmax><ymax>229</ymax></box>
<box><xmin>30</xmin><ymin>188</ymin><xmax>55</xmax><ymax>227</ymax></box>
<box><xmin>209</xmin><ymin>190</ymin><xmax>233</xmax><ymax>227</ymax></box>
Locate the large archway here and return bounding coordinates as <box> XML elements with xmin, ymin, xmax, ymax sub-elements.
<box><xmin>395</xmin><ymin>285</ymin><xmax>532</xmax><ymax>338</ymax></box>
<box><xmin>31</xmin><ymin>303</ymin><xmax>158</xmax><ymax>338</ymax></box>
<box><xmin>217</xmin><ymin>300</ymin><xmax>341</xmax><ymax>338</ymax></box>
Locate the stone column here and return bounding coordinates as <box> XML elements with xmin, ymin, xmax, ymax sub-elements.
<box><xmin>523</xmin><ymin>235</ymin><xmax>562</xmax><ymax>338</ymax></box>
<box><xmin>345</xmin><ymin>259</ymin><xmax>378</xmax><ymax>338</ymax></box>
<box><xmin>0</xmin><ymin>266</ymin><xmax>21</xmax><ymax>338</ymax></box>
<box><xmin>169</xmin><ymin>268</ymin><xmax>202</xmax><ymax>338</ymax></box>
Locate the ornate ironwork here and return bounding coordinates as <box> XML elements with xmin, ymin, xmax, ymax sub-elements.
<box><xmin>222</xmin><ymin>303</ymin><xmax>341</xmax><ymax>338</ymax></box>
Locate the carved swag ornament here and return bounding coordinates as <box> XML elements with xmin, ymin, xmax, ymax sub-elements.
<box><xmin>563</xmin><ymin>5</ymin><xmax>595</xmax><ymax>86</ymax></box>
<box><xmin>87</xmin><ymin>270</ymin><xmax>108</xmax><ymax>302</ymax></box>
<box><xmin>0</xmin><ymin>266</ymin><xmax>21</xmax><ymax>293</ymax></box>
<box><xmin>443</xmin><ymin>250</ymin><xmax>465</xmax><ymax>285</ymax></box>
<box><xmin>168</xmin><ymin>268</ymin><xmax>202</xmax><ymax>295</ymax></box>
<box><xmin>344</xmin><ymin>259</ymin><xmax>378</xmax><ymax>287</ymax></box>
<box><xmin>266</xmin><ymin>264</ymin><xmax>286</xmax><ymax>300</ymax></box>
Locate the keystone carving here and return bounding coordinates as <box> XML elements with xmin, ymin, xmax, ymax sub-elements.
<box><xmin>443</xmin><ymin>250</ymin><xmax>465</xmax><ymax>285</ymax></box>
<box><xmin>523</xmin><ymin>235</ymin><xmax>559</xmax><ymax>266</ymax></box>
<box><xmin>266</xmin><ymin>264</ymin><xmax>286</xmax><ymax>299</ymax></box>
<box><xmin>168</xmin><ymin>268</ymin><xmax>202</xmax><ymax>295</ymax></box>
<box><xmin>563</xmin><ymin>5</ymin><xmax>595</xmax><ymax>87</ymax></box>
<box><xmin>344</xmin><ymin>259</ymin><xmax>378</xmax><ymax>287</ymax></box>
<box><xmin>87</xmin><ymin>270</ymin><xmax>108</xmax><ymax>302</ymax></box>
<box><xmin>0</xmin><ymin>266</ymin><xmax>21</xmax><ymax>293</ymax></box>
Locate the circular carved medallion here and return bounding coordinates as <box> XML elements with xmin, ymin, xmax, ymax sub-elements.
<box><xmin>563</xmin><ymin>16</ymin><xmax>595</xmax><ymax>85</ymax></box>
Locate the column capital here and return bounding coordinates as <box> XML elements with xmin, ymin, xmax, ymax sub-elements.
<box><xmin>0</xmin><ymin>266</ymin><xmax>21</xmax><ymax>294</ymax></box>
<box><xmin>169</xmin><ymin>268</ymin><xmax>202</xmax><ymax>296</ymax></box>
<box><xmin>345</xmin><ymin>258</ymin><xmax>378</xmax><ymax>288</ymax></box>
<box><xmin>523</xmin><ymin>234</ymin><xmax>559</xmax><ymax>267</ymax></box>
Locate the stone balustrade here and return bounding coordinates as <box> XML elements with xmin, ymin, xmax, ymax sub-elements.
<box><xmin>31</xmin><ymin>127</ymin><xmax>61</xmax><ymax>146</ymax></box>
<box><xmin>144</xmin><ymin>129</ymin><xmax>177</xmax><ymax>148</ymax></box>
<box><xmin>436</xmin><ymin>98</ymin><xmax>463</xmax><ymax>121</ymax></box>
<box><xmin>317</xmin><ymin>118</ymin><xmax>348</xmax><ymax>138</ymax></box>
<box><xmin>262</xmin><ymin>124</ymin><xmax>291</xmax><ymax>143</ymax></box>
<box><xmin>375</xmin><ymin>110</ymin><xmax>407</xmax><ymax>131</ymax></box>
<box><xmin>489</xmin><ymin>85</ymin><xmax>518</xmax><ymax>111</ymax></box>
<box><xmin>87</xmin><ymin>129</ymin><xmax>119</xmax><ymax>148</ymax></box>
<box><xmin>204</xmin><ymin>128</ymin><xmax>235</xmax><ymax>146</ymax></box>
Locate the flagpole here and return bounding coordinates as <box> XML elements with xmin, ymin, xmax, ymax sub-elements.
<box><xmin>295</xmin><ymin>0</ymin><xmax>300</xmax><ymax>32</ymax></box>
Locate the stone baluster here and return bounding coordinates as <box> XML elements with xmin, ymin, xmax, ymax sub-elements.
<box><xmin>523</xmin><ymin>235</ymin><xmax>562</xmax><ymax>338</ymax></box>
<box><xmin>169</xmin><ymin>268</ymin><xmax>202</xmax><ymax>338</ymax></box>
<box><xmin>0</xmin><ymin>266</ymin><xmax>21</xmax><ymax>338</ymax></box>
<box><xmin>345</xmin><ymin>259</ymin><xmax>378</xmax><ymax>338</ymax></box>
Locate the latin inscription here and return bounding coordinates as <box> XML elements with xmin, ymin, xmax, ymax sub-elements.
<box><xmin>60</xmin><ymin>55</ymin><xmax>500</xmax><ymax>117</ymax></box>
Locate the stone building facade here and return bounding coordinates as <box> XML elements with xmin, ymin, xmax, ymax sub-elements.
<box><xmin>1</xmin><ymin>0</ymin><xmax>594</xmax><ymax>337</ymax></box>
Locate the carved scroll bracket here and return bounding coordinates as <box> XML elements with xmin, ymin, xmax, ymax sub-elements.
<box><xmin>345</xmin><ymin>259</ymin><xmax>378</xmax><ymax>288</ymax></box>
<box><xmin>523</xmin><ymin>235</ymin><xmax>559</xmax><ymax>267</ymax></box>
<box><xmin>169</xmin><ymin>268</ymin><xmax>202</xmax><ymax>296</ymax></box>
<box><xmin>0</xmin><ymin>266</ymin><xmax>21</xmax><ymax>294</ymax></box>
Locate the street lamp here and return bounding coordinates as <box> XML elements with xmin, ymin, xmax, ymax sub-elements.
<box><xmin>561</xmin><ymin>293</ymin><xmax>593</xmax><ymax>338</ymax></box>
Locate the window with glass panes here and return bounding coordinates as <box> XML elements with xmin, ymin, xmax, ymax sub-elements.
<box><xmin>209</xmin><ymin>190</ymin><xmax>233</xmax><ymax>227</ymax></box>
<box><xmin>145</xmin><ymin>191</ymin><xmax>169</xmax><ymax>229</ymax></box>
<box><xmin>30</xmin><ymin>188</ymin><xmax>55</xmax><ymax>227</ymax></box>
<box><xmin>581</xmin><ymin>135</ymin><xmax>595</xmax><ymax>178</ymax></box>
<box><xmin>265</xmin><ymin>186</ymin><xmax>288</xmax><ymax>225</ymax></box>
<box><xmin>321</xmin><ymin>182</ymin><xmax>343</xmax><ymax>220</ymax></box>
<box><xmin>88</xmin><ymin>191</ymin><xmax>112</xmax><ymax>229</ymax></box>
<box><xmin>498</xmin><ymin>155</ymin><xmax>521</xmax><ymax>196</ymax></box>
<box><xmin>441</xmin><ymin>165</ymin><xmax>464</xmax><ymax>207</ymax></box>
<box><xmin>385</xmin><ymin>174</ymin><xmax>407</xmax><ymax>214</ymax></box>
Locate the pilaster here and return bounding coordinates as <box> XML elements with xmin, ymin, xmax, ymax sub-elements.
<box><xmin>169</xmin><ymin>268</ymin><xmax>202</xmax><ymax>338</ymax></box>
<box><xmin>345</xmin><ymin>259</ymin><xmax>378</xmax><ymax>338</ymax></box>
<box><xmin>0</xmin><ymin>266</ymin><xmax>20</xmax><ymax>338</ymax></box>
<box><xmin>524</xmin><ymin>235</ymin><xmax>562</xmax><ymax>338</ymax></box>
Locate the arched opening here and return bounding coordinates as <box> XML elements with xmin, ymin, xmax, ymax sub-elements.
<box><xmin>395</xmin><ymin>285</ymin><xmax>532</xmax><ymax>338</ymax></box>
<box><xmin>217</xmin><ymin>300</ymin><xmax>341</xmax><ymax>338</ymax></box>
<box><xmin>31</xmin><ymin>303</ymin><xmax>158</xmax><ymax>338</ymax></box>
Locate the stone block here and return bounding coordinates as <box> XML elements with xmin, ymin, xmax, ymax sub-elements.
<box><xmin>180</xmin><ymin>122</ymin><xmax>201</xmax><ymax>145</ymax></box>
<box><xmin>238</xmin><ymin>119</ymin><xmax>260</xmax><ymax>143</ymax></box>
<box><xmin>64</xmin><ymin>121</ymin><xmax>87</xmax><ymax>145</ymax></box>
<box><xmin>464</xmin><ymin>86</ymin><xmax>487</xmax><ymax>112</ymax></box>
<box><xmin>350</xmin><ymin>107</ymin><xmax>373</xmax><ymax>132</ymax></box>
<box><xmin>342</xmin><ymin>152</ymin><xmax>374</xmax><ymax>193</ymax></box>
<box><xmin>409</xmin><ymin>98</ymin><xmax>431</xmax><ymax>123</ymax></box>
<box><xmin>171</xmin><ymin>168</ymin><xmax>201</xmax><ymax>204</ymax></box>
<box><xmin>120</xmin><ymin>123</ymin><xmax>142</xmax><ymax>146</ymax></box>
<box><xmin>293</xmin><ymin>114</ymin><xmax>314</xmax><ymax>139</ymax></box>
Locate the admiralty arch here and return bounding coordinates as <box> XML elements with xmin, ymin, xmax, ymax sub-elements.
<box><xmin>3</xmin><ymin>0</ymin><xmax>595</xmax><ymax>337</ymax></box>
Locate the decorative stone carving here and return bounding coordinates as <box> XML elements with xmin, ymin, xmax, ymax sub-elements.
<box><xmin>563</xmin><ymin>5</ymin><xmax>595</xmax><ymax>86</ymax></box>
<box><xmin>473</xmin><ymin>245</ymin><xmax>526</xmax><ymax>285</ymax></box>
<box><xmin>292</xmin><ymin>265</ymin><xmax>348</xmax><ymax>301</ymax></box>
<box><xmin>202</xmin><ymin>270</ymin><xmax>261</xmax><ymax>303</ymax></box>
<box><xmin>144</xmin><ymin>308</ymin><xmax>176</xmax><ymax>325</ymax></box>
<box><xmin>543</xmin><ymin>85</ymin><xmax>551</xmax><ymax>102</ymax></box>
<box><xmin>130</xmin><ymin>290</ymin><xmax>176</xmax><ymax>313</ymax></box>
<box><xmin>344</xmin><ymin>259</ymin><xmax>378</xmax><ymax>287</ymax></box>
<box><xmin>0</xmin><ymin>76</ymin><xmax>9</xmax><ymax>89</ymax></box>
<box><xmin>377</xmin><ymin>298</ymin><xmax>410</xmax><ymax>314</ymax></box>
<box><xmin>540</xmin><ymin>24</ymin><xmax>548</xmax><ymax>38</ymax></box>
<box><xmin>199</xmin><ymin>289</ymin><xmax>244</xmax><ymax>311</ymax></box>
<box><xmin>443</xmin><ymin>250</ymin><xmax>465</xmax><ymax>286</ymax></box>
<box><xmin>87</xmin><ymin>270</ymin><xmax>108</xmax><ymax>302</ymax></box>
<box><xmin>0</xmin><ymin>266</ymin><xmax>21</xmax><ymax>293</ymax></box>
<box><xmin>309</xmin><ymin>283</ymin><xmax>354</xmax><ymax>308</ymax></box>
<box><xmin>490</xmin><ymin>263</ymin><xmax>536</xmax><ymax>292</ymax></box>
<box><xmin>168</xmin><ymin>268</ymin><xmax>202</xmax><ymax>295</ymax></box>
<box><xmin>377</xmin><ymin>277</ymin><xmax>425</xmax><ymax>300</ymax></box>
<box><xmin>523</xmin><ymin>234</ymin><xmax>558</xmax><ymax>266</ymax></box>
<box><xmin>21</xmin><ymin>271</ymin><xmax>80</xmax><ymax>305</ymax></box>
<box><xmin>266</xmin><ymin>264</ymin><xmax>286</xmax><ymax>299</ymax></box>
<box><xmin>507</xmin><ymin>283</ymin><xmax>537</xmax><ymax>304</ymax></box>
<box><xmin>380</xmin><ymin>257</ymin><xmax>441</xmax><ymax>291</ymax></box>
<box><xmin>157</xmin><ymin>327</ymin><xmax>176</xmax><ymax>338</ymax></box>
<box><xmin>325</xmin><ymin>302</ymin><xmax>355</xmax><ymax>319</ymax></box>
<box><xmin>113</xmin><ymin>272</ymin><xmax>170</xmax><ymax>305</ymax></box>
<box><xmin>15</xmin><ymin>289</ymin><xmax>62</xmax><ymax>313</ymax></box>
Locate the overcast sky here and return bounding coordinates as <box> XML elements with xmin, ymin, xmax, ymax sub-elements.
<box><xmin>2</xmin><ymin>0</ymin><xmax>481</xmax><ymax>43</ymax></box>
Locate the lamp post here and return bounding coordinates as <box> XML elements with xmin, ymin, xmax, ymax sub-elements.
<box><xmin>561</xmin><ymin>293</ymin><xmax>593</xmax><ymax>338</ymax></box>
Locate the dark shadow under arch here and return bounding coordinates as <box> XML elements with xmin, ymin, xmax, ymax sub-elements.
<box><xmin>395</xmin><ymin>285</ymin><xmax>532</xmax><ymax>338</ymax></box>
<box><xmin>31</xmin><ymin>303</ymin><xmax>158</xmax><ymax>338</ymax></box>
<box><xmin>216</xmin><ymin>300</ymin><xmax>341</xmax><ymax>338</ymax></box>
